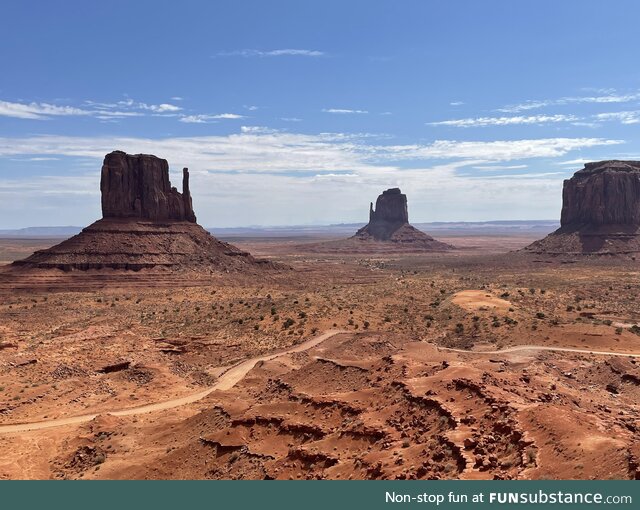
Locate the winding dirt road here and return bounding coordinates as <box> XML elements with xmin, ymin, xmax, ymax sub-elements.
<box><xmin>0</xmin><ymin>329</ymin><xmax>346</xmax><ymax>435</ymax></box>
<box><xmin>2</xmin><ymin>330</ymin><xmax>639</xmax><ymax>435</ymax></box>
<box><xmin>440</xmin><ymin>344</ymin><xmax>640</xmax><ymax>358</ymax></box>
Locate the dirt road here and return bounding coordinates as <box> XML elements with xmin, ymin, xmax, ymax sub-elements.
<box><xmin>441</xmin><ymin>344</ymin><xmax>640</xmax><ymax>358</ymax></box>
<box><xmin>0</xmin><ymin>329</ymin><xmax>346</xmax><ymax>435</ymax></box>
<box><xmin>3</xmin><ymin>330</ymin><xmax>638</xmax><ymax>435</ymax></box>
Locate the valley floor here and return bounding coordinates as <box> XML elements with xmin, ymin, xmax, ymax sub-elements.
<box><xmin>0</xmin><ymin>234</ymin><xmax>638</xmax><ymax>479</ymax></box>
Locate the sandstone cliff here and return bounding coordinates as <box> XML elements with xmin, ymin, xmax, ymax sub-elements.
<box><xmin>101</xmin><ymin>151</ymin><xmax>196</xmax><ymax>223</ymax></box>
<box><xmin>524</xmin><ymin>160</ymin><xmax>640</xmax><ymax>257</ymax></box>
<box><xmin>560</xmin><ymin>160</ymin><xmax>640</xmax><ymax>227</ymax></box>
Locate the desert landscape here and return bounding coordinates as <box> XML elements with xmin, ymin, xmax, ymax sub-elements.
<box><xmin>4</xmin><ymin>4</ymin><xmax>640</xmax><ymax>488</ymax></box>
<box><xmin>0</xmin><ymin>152</ymin><xmax>639</xmax><ymax>480</ymax></box>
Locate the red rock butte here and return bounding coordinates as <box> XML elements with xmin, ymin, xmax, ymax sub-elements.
<box><xmin>524</xmin><ymin>160</ymin><xmax>640</xmax><ymax>257</ymax></box>
<box><xmin>352</xmin><ymin>188</ymin><xmax>453</xmax><ymax>250</ymax></box>
<box><xmin>10</xmin><ymin>151</ymin><xmax>275</xmax><ymax>272</ymax></box>
<box><xmin>101</xmin><ymin>151</ymin><xmax>197</xmax><ymax>223</ymax></box>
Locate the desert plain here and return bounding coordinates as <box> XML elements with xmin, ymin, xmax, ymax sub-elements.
<box><xmin>0</xmin><ymin>228</ymin><xmax>638</xmax><ymax>480</ymax></box>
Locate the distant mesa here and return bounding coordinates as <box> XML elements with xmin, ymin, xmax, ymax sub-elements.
<box><xmin>355</xmin><ymin>188</ymin><xmax>408</xmax><ymax>241</ymax></box>
<box><xmin>11</xmin><ymin>151</ymin><xmax>274</xmax><ymax>272</ymax></box>
<box><xmin>523</xmin><ymin>160</ymin><xmax>640</xmax><ymax>257</ymax></box>
<box><xmin>352</xmin><ymin>188</ymin><xmax>453</xmax><ymax>250</ymax></box>
<box><xmin>298</xmin><ymin>187</ymin><xmax>453</xmax><ymax>253</ymax></box>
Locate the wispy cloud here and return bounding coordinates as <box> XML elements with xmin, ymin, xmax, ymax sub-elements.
<box><xmin>0</xmin><ymin>133</ymin><xmax>621</xmax><ymax>169</ymax></box>
<box><xmin>471</xmin><ymin>164</ymin><xmax>528</xmax><ymax>172</ymax></box>
<box><xmin>140</xmin><ymin>103</ymin><xmax>182</xmax><ymax>113</ymax></box>
<box><xmin>10</xmin><ymin>157</ymin><xmax>60</xmax><ymax>162</ymax></box>
<box><xmin>0</xmin><ymin>98</ymin><xmax>181</xmax><ymax>121</ymax></box>
<box><xmin>498</xmin><ymin>91</ymin><xmax>640</xmax><ymax>113</ymax></box>
<box><xmin>322</xmin><ymin>108</ymin><xmax>368</xmax><ymax>114</ymax></box>
<box><xmin>0</xmin><ymin>133</ymin><xmax>623</xmax><ymax>227</ymax></box>
<box><xmin>216</xmin><ymin>48</ymin><xmax>324</xmax><ymax>58</ymax></box>
<box><xmin>449</xmin><ymin>101</ymin><xmax>465</xmax><ymax>106</ymax></box>
<box><xmin>0</xmin><ymin>100</ymin><xmax>92</xmax><ymax>120</ymax></box>
<box><xmin>371</xmin><ymin>138</ymin><xmax>622</xmax><ymax>162</ymax></box>
<box><xmin>240</xmin><ymin>126</ymin><xmax>280</xmax><ymax>134</ymax></box>
<box><xmin>280</xmin><ymin>117</ymin><xmax>302</xmax><ymax>122</ymax></box>
<box><xmin>594</xmin><ymin>110</ymin><xmax>640</xmax><ymax>125</ymax></box>
<box><xmin>427</xmin><ymin>114</ymin><xmax>579</xmax><ymax>128</ymax></box>
<box><xmin>179</xmin><ymin>113</ymin><xmax>245</xmax><ymax>123</ymax></box>
<box><xmin>555</xmin><ymin>158</ymin><xmax>593</xmax><ymax>166</ymax></box>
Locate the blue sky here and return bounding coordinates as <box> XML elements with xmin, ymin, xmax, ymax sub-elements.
<box><xmin>2</xmin><ymin>0</ymin><xmax>640</xmax><ymax>228</ymax></box>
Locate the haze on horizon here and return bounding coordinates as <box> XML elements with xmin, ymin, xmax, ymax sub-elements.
<box><xmin>2</xmin><ymin>0</ymin><xmax>640</xmax><ymax>229</ymax></box>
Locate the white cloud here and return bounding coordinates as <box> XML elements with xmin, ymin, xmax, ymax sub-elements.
<box><xmin>498</xmin><ymin>91</ymin><xmax>640</xmax><ymax>113</ymax></box>
<box><xmin>0</xmin><ymin>133</ymin><xmax>621</xmax><ymax>170</ymax></box>
<box><xmin>179</xmin><ymin>113</ymin><xmax>245</xmax><ymax>123</ymax></box>
<box><xmin>594</xmin><ymin>110</ymin><xmax>640</xmax><ymax>125</ymax></box>
<box><xmin>11</xmin><ymin>157</ymin><xmax>60</xmax><ymax>162</ymax></box>
<box><xmin>449</xmin><ymin>101</ymin><xmax>465</xmax><ymax>106</ymax></box>
<box><xmin>471</xmin><ymin>164</ymin><xmax>528</xmax><ymax>172</ymax></box>
<box><xmin>179</xmin><ymin>115</ymin><xmax>215</xmax><ymax>124</ymax></box>
<box><xmin>211</xmin><ymin>113</ymin><xmax>245</xmax><ymax>119</ymax></box>
<box><xmin>280</xmin><ymin>117</ymin><xmax>302</xmax><ymax>122</ymax></box>
<box><xmin>372</xmin><ymin>138</ymin><xmax>622</xmax><ymax>162</ymax></box>
<box><xmin>1</xmin><ymin>98</ymin><xmax>180</xmax><ymax>120</ymax></box>
<box><xmin>243</xmin><ymin>105</ymin><xmax>259</xmax><ymax>111</ymax></box>
<box><xmin>322</xmin><ymin>108</ymin><xmax>368</xmax><ymax>114</ymax></box>
<box><xmin>0</xmin><ymin>133</ymin><xmax>624</xmax><ymax>227</ymax></box>
<box><xmin>555</xmin><ymin>158</ymin><xmax>593</xmax><ymax>166</ymax></box>
<box><xmin>140</xmin><ymin>103</ymin><xmax>182</xmax><ymax>113</ymax></box>
<box><xmin>240</xmin><ymin>126</ymin><xmax>280</xmax><ymax>134</ymax></box>
<box><xmin>570</xmin><ymin>121</ymin><xmax>600</xmax><ymax>128</ymax></box>
<box><xmin>428</xmin><ymin>114</ymin><xmax>579</xmax><ymax>128</ymax></box>
<box><xmin>216</xmin><ymin>49</ymin><xmax>324</xmax><ymax>58</ymax></box>
<box><xmin>0</xmin><ymin>100</ymin><xmax>92</xmax><ymax>120</ymax></box>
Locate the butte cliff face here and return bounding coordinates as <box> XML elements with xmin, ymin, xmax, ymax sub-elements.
<box><xmin>101</xmin><ymin>151</ymin><xmax>196</xmax><ymax>222</ymax></box>
<box><xmin>524</xmin><ymin>160</ymin><xmax>640</xmax><ymax>257</ymax></box>
<box><xmin>352</xmin><ymin>188</ymin><xmax>452</xmax><ymax>250</ymax></box>
<box><xmin>11</xmin><ymin>151</ymin><xmax>274</xmax><ymax>272</ymax></box>
<box><xmin>358</xmin><ymin>188</ymin><xmax>409</xmax><ymax>241</ymax></box>
<box><xmin>560</xmin><ymin>160</ymin><xmax>640</xmax><ymax>227</ymax></box>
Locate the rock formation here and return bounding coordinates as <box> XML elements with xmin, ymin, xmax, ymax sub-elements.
<box><xmin>11</xmin><ymin>151</ymin><xmax>275</xmax><ymax>272</ymax></box>
<box><xmin>101</xmin><ymin>151</ymin><xmax>196</xmax><ymax>222</ymax></box>
<box><xmin>524</xmin><ymin>160</ymin><xmax>640</xmax><ymax>257</ymax></box>
<box><xmin>351</xmin><ymin>188</ymin><xmax>452</xmax><ymax>250</ymax></box>
<box><xmin>358</xmin><ymin>188</ymin><xmax>409</xmax><ymax>241</ymax></box>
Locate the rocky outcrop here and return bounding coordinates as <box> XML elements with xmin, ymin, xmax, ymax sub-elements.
<box><xmin>11</xmin><ymin>151</ymin><xmax>277</xmax><ymax>272</ymax></box>
<box><xmin>101</xmin><ymin>151</ymin><xmax>196</xmax><ymax>222</ymax></box>
<box><xmin>524</xmin><ymin>161</ymin><xmax>640</xmax><ymax>258</ymax></box>
<box><xmin>359</xmin><ymin>188</ymin><xmax>409</xmax><ymax>241</ymax></box>
<box><xmin>560</xmin><ymin>160</ymin><xmax>640</xmax><ymax>227</ymax></box>
<box><xmin>352</xmin><ymin>188</ymin><xmax>452</xmax><ymax>251</ymax></box>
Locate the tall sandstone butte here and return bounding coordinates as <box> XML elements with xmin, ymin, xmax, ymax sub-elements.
<box><xmin>11</xmin><ymin>151</ymin><xmax>274</xmax><ymax>272</ymax></box>
<box><xmin>524</xmin><ymin>160</ymin><xmax>640</xmax><ymax>257</ymax></box>
<box><xmin>353</xmin><ymin>188</ymin><xmax>452</xmax><ymax>250</ymax></box>
<box><xmin>101</xmin><ymin>151</ymin><xmax>196</xmax><ymax>222</ymax></box>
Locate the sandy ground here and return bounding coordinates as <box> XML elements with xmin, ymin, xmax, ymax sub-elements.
<box><xmin>0</xmin><ymin>233</ymin><xmax>639</xmax><ymax>479</ymax></box>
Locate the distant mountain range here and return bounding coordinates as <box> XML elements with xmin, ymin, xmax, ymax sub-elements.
<box><xmin>0</xmin><ymin>220</ymin><xmax>559</xmax><ymax>239</ymax></box>
<box><xmin>0</xmin><ymin>226</ymin><xmax>83</xmax><ymax>237</ymax></box>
